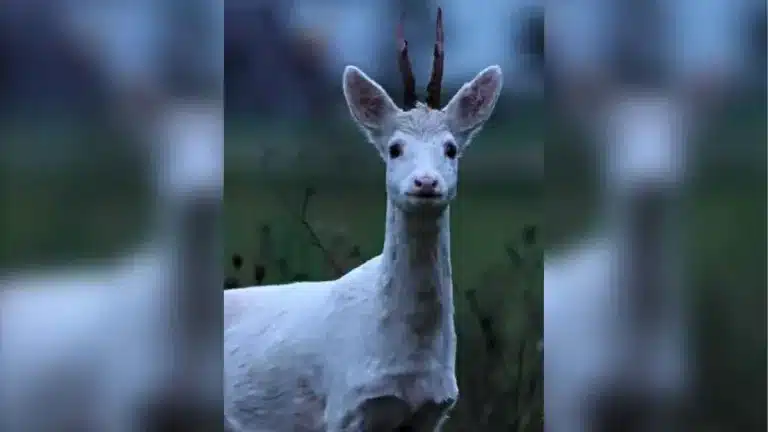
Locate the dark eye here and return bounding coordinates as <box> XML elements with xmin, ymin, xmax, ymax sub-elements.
<box><xmin>388</xmin><ymin>142</ymin><xmax>403</xmax><ymax>159</ymax></box>
<box><xmin>444</xmin><ymin>142</ymin><xmax>458</xmax><ymax>159</ymax></box>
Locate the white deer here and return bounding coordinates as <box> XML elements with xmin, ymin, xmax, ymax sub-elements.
<box><xmin>224</xmin><ymin>10</ymin><xmax>503</xmax><ymax>431</ymax></box>
<box><xmin>1</xmin><ymin>4</ymin><xmax>222</xmax><ymax>431</ymax></box>
<box><xmin>544</xmin><ymin>91</ymin><xmax>694</xmax><ymax>432</ymax></box>
<box><xmin>0</xmin><ymin>102</ymin><xmax>222</xmax><ymax>432</ymax></box>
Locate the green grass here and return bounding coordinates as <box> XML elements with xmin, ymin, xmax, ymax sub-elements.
<box><xmin>1</xmin><ymin>167</ymin><xmax>149</xmax><ymax>269</ymax></box>
<box><xmin>224</xmin><ymin>178</ymin><xmax>540</xmax><ymax>287</ymax></box>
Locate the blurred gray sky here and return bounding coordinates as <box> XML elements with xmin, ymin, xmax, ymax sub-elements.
<box><xmin>0</xmin><ymin>0</ymin><xmax>762</xmax><ymax>111</ymax></box>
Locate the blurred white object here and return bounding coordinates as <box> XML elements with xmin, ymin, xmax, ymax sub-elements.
<box><xmin>0</xmin><ymin>239</ymin><xmax>173</xmax><ymax>431</ymax></box>
<box><xmin>544</xmin><ymin>93</ymin><xmax>690</xmax><ymax>432</ymax></box>
<box><xmin>155</xmin><ymin>104</ymin><xmax>224</xmax><ymax>201</ymax></box>
<box><xmin>0</xmin><ymin>102</ymin><xmax>222</xmax><ymax>432</ymax></box>
<box><xmin>599</xmin><ymin>94</ymin><xmax>688</xmax><ymax>192</ymax></box>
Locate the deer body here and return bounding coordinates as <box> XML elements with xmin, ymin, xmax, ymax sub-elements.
<box><xmin>224</xmin><ymin>10</ymin><xmax>503</xmax><ymax>431</ymax></box>
<box><xmin>0</xmin><ymin>103</ymin><xmax>222</xmax><ymax>432</ymax></box>
<box><xmin>225</xmin><ymin>200</ymin><xmax>460</xmax><ymax>431</ymax></box>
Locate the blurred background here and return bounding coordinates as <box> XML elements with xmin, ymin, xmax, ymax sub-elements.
<box><xmin>544</xmin><ymin>0</ymin><xmax>765</xmax><ymax>430</ymax></box>
<box><xmin>0</xmin><ymin>0</ymin><xmax>764</xmax><ymax>431</ymax></box>
<box><xmin>1</xmin><ymin>1</ymin><xmax>223</xmax><ymax>430</ymax></box>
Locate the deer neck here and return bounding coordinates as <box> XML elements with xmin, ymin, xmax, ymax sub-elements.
<box><xmin>149</xmin><ymin>103</ymin><xmax>223</xmax><ymax>354</ymax></box>
<box><xmin>377</xmin><ymin>199</ymin><xmax>455</xmax><ymax>355</ymax></box>
<box><xmin>602</xmin><ymin>185</ymin><xmax>680</xmax><ymax>328</ymax></box>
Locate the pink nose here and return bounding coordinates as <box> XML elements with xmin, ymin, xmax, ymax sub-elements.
<box><xmin>413</xmin><ymin>175</ymin><xmax>439</xmax><ymax>193</ymax></box>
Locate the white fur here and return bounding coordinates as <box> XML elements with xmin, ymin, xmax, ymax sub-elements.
<box><xmin>0</xmin><ymin>232</ymin><xmax>174</xmax><ymax>432</ymax></box>
<box><xmin>223</xmin><ymin>65</ymin><xmax>503</xmax><ymax>431</ymax></box>
<box><xmin>544</xmin><ymin>93</ymin><xmax>690</xmax><ymax>432</ymax></box>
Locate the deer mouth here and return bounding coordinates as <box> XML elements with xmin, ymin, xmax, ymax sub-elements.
<box><xmin>406</xmin><ymin>191</ymin><xmax>443</xmax><ymax>199</ymax></box>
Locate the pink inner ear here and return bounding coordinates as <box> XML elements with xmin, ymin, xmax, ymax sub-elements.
<box><xmin>460</xmin><ymin>92</ymin><xmax>486</xmax><ymax>120</ymax></box>
<box><xmin>460</xmin><ymin>74</ymin><xmax>496</xmax><ymax>119</ymax></box>
<box><xmin>360</xmin><ymin>93</ymin><xmax>384</xmax><ymax>120</ymax></box>
<box><xmin>350</xmin><ymin>74</ymin><xmax>385</xmax><ymax>121</ymax></box>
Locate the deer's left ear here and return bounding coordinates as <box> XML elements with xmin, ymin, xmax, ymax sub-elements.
<box><xmin>443</xmin><ymin>65</ymin><xmax>503</xmax><ymax>141</ymax></box>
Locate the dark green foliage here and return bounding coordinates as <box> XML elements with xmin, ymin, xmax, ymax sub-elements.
<box><xmin>232</xmin><ymin>254</ymin><xmax>243</xmax><ymax>270</ymax></box>
<box><xmin>223</xmin><ymin>276</ymin><xmax>240</xmax><ymax>290</ymax></box>
<box><xmin>253</xmin><ymin>264</ymin><xmax>266</xmax><ymax>285</ymax></box>
<box><xmin>449</xmin><ymin>224</ymin><xmax>543</xmax><ymax>431</ymax></box>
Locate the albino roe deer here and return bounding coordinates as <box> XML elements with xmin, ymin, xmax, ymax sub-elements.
<box><xmin>224</xmin><ymin>9</ymin><xmax>503</xmax><ymax>431</ymax></box>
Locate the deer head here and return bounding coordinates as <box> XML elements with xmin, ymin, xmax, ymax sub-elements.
<box><xmin>342</xmin><ymin>8</ymin><xmax>503</xmax><ymax>214</ymax></box>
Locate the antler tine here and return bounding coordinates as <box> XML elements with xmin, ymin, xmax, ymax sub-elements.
<box><xmin>397</xmin><ymin>12</ymin><xmax>417</xmax><ymax>110</ymax></box>
<box><xmin>425</xmin><ymin>7</ymin><xmax>444</xmax><ymax>109</ymax></box>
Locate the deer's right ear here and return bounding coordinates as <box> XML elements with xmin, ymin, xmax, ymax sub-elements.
<box><xmin>343</xmin><ymin>66</ymin><xmax>400</xmax><ymax>135</ymax></box>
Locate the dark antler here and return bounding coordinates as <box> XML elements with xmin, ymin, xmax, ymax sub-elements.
<box><xmin>425</xmin><ymin>7</ymin><xmax>444</xmax><ymax>109</ymax></box>
<box><xmin>397</xmin><ymin>12</ymin><xmax>417</xmax><ymax>110</ymax></box>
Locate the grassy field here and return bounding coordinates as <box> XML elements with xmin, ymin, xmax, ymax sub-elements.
<box><xmin>223</xmin><ymin>178</ymin><xmax>540</xmax><ymax>285</ymax></box>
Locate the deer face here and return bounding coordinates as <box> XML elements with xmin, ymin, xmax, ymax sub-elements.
<box><xmin>342</xmin><ymin>66</ymin><xmax>503</xmax><ymax>213</ymax></box>
<box><xmin>384</xmin><ymin>106</ymin><xmax>459</xmax><ymax>211</ymax></box>
<box><xmin>342</xmin><ymin>9</ymin><xmax>503</xmax><ymax>213</ymax></box>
